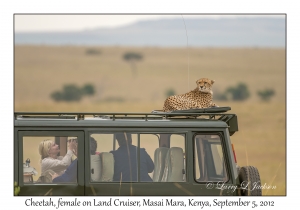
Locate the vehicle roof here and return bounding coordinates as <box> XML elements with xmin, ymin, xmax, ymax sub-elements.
<box><xmin>14</xmin><ymin>108</ymin><xmax>238</xmax><ymax>135</ymax></box>
<box><xmin>14</xmin><ymin>117</ymin><xmax>229</xmax><ymax>128</ymax></box>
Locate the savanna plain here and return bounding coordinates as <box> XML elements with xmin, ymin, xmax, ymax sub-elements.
<box><xmin>15</xmin><ymin>45</ymin><xmax>286</xmax><ymax>195</ymax></box>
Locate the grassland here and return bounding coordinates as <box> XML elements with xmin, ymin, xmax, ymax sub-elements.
<box><xmin>15</xmin><ymin>45</ymin><xmax>286</xmax><ymax>195</ymax></box>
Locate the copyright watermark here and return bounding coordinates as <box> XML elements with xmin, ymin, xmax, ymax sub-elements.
<box><xmin>206</xmin><ymin>182</ymin><xmax>214</xmax><ymax>189</ymax></box>
<box><xmin>205</xmin><ymin>181</ymin><xmax>276</xmax><ymax>193</ymax></box>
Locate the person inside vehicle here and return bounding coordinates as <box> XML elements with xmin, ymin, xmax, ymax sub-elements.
<box><xmin>51</xmin><ymin>137</ymin><xmax>98</xmax><ymax>182</ymax></box>
<box><xmin>38</xmin><ymin>138</ymin><xmax>76</xmax><ymax>176</ymax></box>
<box><xmin>110</xmin><ymin>133</ymin><xmax>154</xmax><ymax>182</ymax></box>
<box><xmin>51</xmin><ymin>138</ymin><xmax>78</xmax><ymax>182</ymax></box>
<box><xmin>90</xmin><ymin>137</ymin><xmax>98</xmax><ymax>155</ymax></box>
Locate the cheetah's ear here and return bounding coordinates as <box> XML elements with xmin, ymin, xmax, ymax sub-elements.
<box><xmin>211</xmin><ymin>80</ymin><xmax>215</xmax><ymax>84</ymax></box>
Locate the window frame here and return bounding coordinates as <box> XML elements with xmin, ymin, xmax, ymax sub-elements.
<box><xmin>86</xmin><ymin>130</ymin><xmax>187</xmax><ymax>183</ymax></box>
<box><xmin>18</xmin><ymin>130</ymin><xmax>84</xmax><ymax>195</ymax></box>
<box><xmin>193</xmin><ymin>132</ymin><xmax>230</xmax><ymax>184</ymax></box>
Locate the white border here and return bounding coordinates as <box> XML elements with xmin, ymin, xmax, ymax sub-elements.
<box><xmin>2</xmin><ymin>0</ymin><xmax>297</xmax><ymax>208</ymax></box>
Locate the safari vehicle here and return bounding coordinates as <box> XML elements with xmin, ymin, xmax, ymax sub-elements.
<box><xmin>14</xmin><ymin>107</ymin><xmax>262</xmax><ymax>196</ymax></box>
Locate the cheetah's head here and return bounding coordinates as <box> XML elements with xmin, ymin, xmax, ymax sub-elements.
<box><xmin>196</xmin><ymin>78</ymin><xmax>215</xmax><ymax>94</ymax></box>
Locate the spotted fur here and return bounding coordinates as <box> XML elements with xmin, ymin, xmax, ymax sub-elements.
<box><xmin>162</xmin><ymin>78</ymin><xmax>218</xmax><ymax>112</ymax></box>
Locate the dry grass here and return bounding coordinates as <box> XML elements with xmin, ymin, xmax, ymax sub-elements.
<box><xmin>15</xmin><ymin>45</ymin><xmax>285</xmax><ymax>105</ymax></box>
<box><xmin>15</xmin><ymin>45</ymin><xmax>286</xmax><ymax>195</ymax></box>
<box><xmin>228</xmin><ymin>101</ymin><xmax>286</xmax><ymax>196</ymax></box>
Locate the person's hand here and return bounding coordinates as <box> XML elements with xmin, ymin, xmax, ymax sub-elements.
<box><xmin>49</xmin><ymin>172</ymin><xmax>59</xmax><ymax>180</ymax></box>
<box><xmin>68</xmin><ymin>140</ymin><xmax>76</xmax><ymax>151</ymax></box>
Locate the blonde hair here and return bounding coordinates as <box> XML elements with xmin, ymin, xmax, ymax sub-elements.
<box><xmin>38</xmin><ymin>139</ymin><xmax>53</xmax><ymax>159</ymax></box>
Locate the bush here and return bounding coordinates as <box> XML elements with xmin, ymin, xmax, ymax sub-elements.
<box><xmin>214</xmin><ymin>91</ymin><xmax>228</xmax><ymax>101</ymax></box>
<box><xmin>165</xmin><ymin>88</ymin><xmax>176</xmax><ymax>97</ymax></box>
<box><xmin>50</xmin><ymin>91</ymin><xmax>64</xmax><ymax>102</ymax></box>
<box><xmin>51</xmin><ymin>83</ymin><xmax>96</xmax><ymax>102</ymax></box>
<box><xmin>86</xmin><ymin>49</ymin><xmax>101</xmax><ymax>55</ymax></box>
<box><xmin>81</xmin><ymin>84</ymin><xmax>95</xmax><ymax>96</ymax></box>
<box><xmin>257</xmin><ymin>88</ymin><xmax>275</xmax><ymax>101</ymax></box>
<box><xmin>123</xmin><ymin>52</ymin><xmax>143</xmax><ymax>60</ymax></box>
<box><xmin>226</xmin><ymin>83</ymin><xmax>250</xmax><ymax>101</ymax></box>
<box><xmin>62</xmin><ymin>85</ymin><xmax>82</xmax><ymax>101</ymax></box>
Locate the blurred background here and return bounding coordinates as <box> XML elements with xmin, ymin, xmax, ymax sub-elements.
<box><xmin>14</xmin><ymin>14</ymin><xmax>286</xmax><ymax>195</ymax></box>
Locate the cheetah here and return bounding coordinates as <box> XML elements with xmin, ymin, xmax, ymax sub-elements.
<box><xmin>162</xmin><ymin>78</ymin><xmax>218</xmax><ymax>112</ymax></box>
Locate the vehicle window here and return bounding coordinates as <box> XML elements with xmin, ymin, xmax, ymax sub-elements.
<box><xmin>169</xmin><ymin>134</ymin><xmax>186</xmax><ymax>181</ymax></box>
<box><xmin>170</xmin><ymin>134</ymin><xmax>185</xmax><ymax>147</ymax></box>
<box><xmin>89</xmin><ymin>132</ymin><xmax>186</xmax><ymax>183</ymax></box>
<box><xmin>22</xmin><ymin>136</ymin><xmax>78</xmax><ymax>184</ymax></box>
<box><xmin>194</xmin><ymin>134</ymin><xmax>228</xmax><ymax>182</ymax></box>
<box><xmin>140</xmin><ymin>134</ymin><xmax>159</xmax><ymax>179</ymax></box>
<box><xmin>90</xmin><ymin>133</ymin><xmax>138</xmax><ymax>182</ymax></box>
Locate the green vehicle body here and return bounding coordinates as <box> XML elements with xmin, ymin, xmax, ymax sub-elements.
<box><xmin>14</xmin><ymin>107</ymin><xmax>248</xmax><ymax>196</ymax></box>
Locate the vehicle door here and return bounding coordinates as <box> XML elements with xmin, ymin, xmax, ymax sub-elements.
<box><xmin>192</xmin><ymin>132</ymin><xmax>237</xmax><ymax>195</ymax></box>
